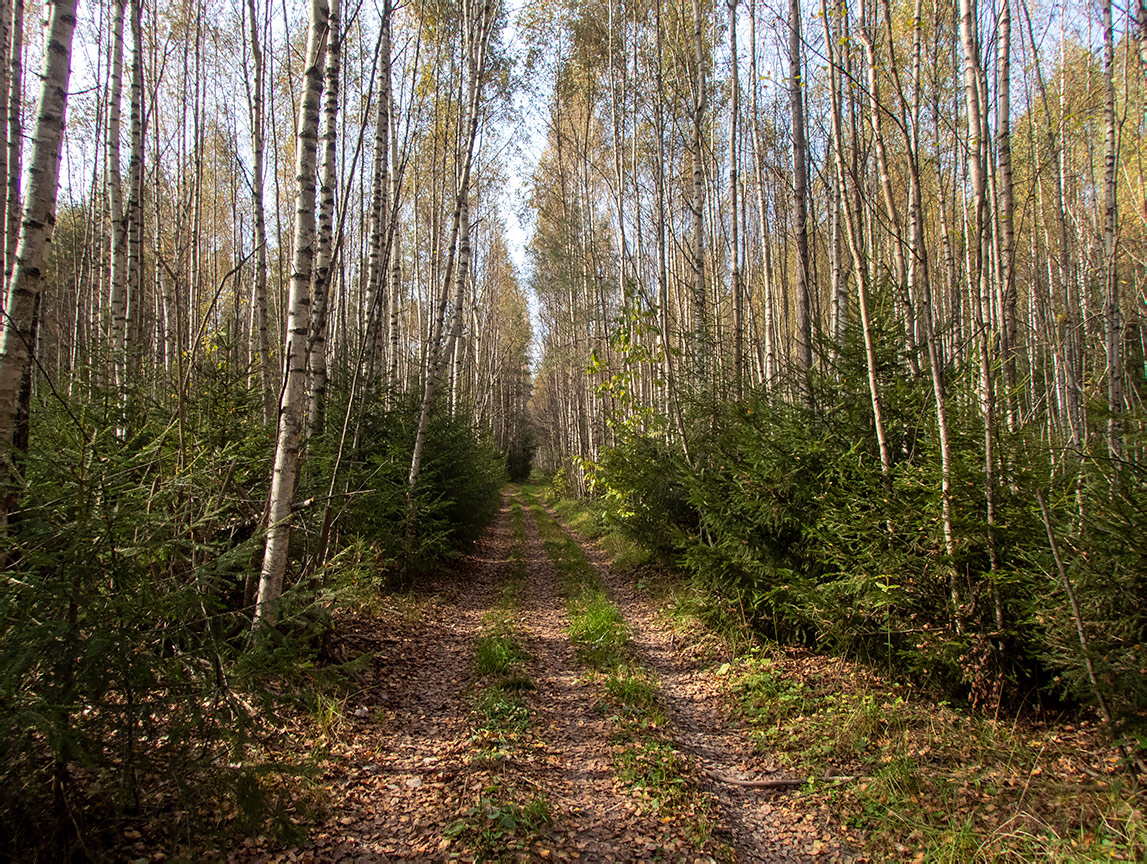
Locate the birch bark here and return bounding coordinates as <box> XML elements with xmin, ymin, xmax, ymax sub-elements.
<box><xmin>789</xmin><ymin>0</ymin><xmax>811</xmax><ymax>403</ymax></box>
<box><xmin>0</xmin><ymin>0</ymin><xmax>78</xmax><ymax>522</ymax></box>
<box><xmin>307</xmin><ymin>0</ymin><xmax>341</xmax><ymax>438</ymax></box>
<box><xmin>106</xmin><ymin>0</ymin><xmax>129</xmax><ymax>398</ymax></box>
<box><xmin>244</xmin><ymin>0</ymin><xmax>274</xmax><ymax>426</ymax></box>
<box><xmin>253</xmin><ymin>0</ymin><xmax>329</xmax><ymax>629</ymax></box>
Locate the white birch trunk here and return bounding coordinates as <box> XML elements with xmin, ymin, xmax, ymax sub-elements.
<box><xmin>0</xmin><ymin>0</ymin><xmax>77</xmax><ymax>516</ymax></box>
<box><xmin>306</xmin><ymin>0</ymin><xmax>340</xmax><ymax>438</ymax></box>
<box><xmin>790</xmin><ymin>0</ymin><xmax>812</xmax><ymax>403</ymax></box>
<box><xmin>690</xmin><ymin>0</ymin><xmax>707</xmax><ymax>384</ymax></box>
<box><xmin>363</xmin><ymin>0</ymin><xmax>391</xmax><ymax>385</ymax></box>
<box><xmin>245</xmin><ymin>0</ymin><xmax>274</xmax><ymax>426</ymax></box>
<box><xmin>253</xmin><ymin>0</ymin><xmax>329</xmax><ymax>629</ymax></box>
<box><xmin>4</xmin><ymin>0</ymin><xmax>21</xmax><ymax>288</ymax></box>
<box><xmin>106</xmin><ymin>0</ymin><xmax>128</xmax><ymax>397</ymax></box>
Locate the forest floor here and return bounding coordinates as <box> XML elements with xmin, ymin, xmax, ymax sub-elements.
<box><xmin>204</xmin><ymin>487</ymin><xmax>1142</xmax><ymax>863</ymax></box>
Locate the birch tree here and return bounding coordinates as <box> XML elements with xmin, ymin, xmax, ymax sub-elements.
<box><xmin>106</xmin><ymin>0</ymin><xmax>129</xmax><ymax>399</ymax></box>
<box><xmin>244</xmin><ymin>0</ymin><xmax>274</xmax><ymax>427</ymax></box>
<box><xmin>253</xmin><ymin>0</ymin><xmax>329</xmax><ymax>629</ymax></box>
<box><xmin>306</xmin><ymin>0</ymin><xmax>340</xmax><ymax>438</ymax></box>
<box><xmin>406</xmin><ymin>0</ymin><xmax>497</xmax><ymax>533</ymax></box>
<box><xmin>0</xmin><ymin>0</ymin><xmax>79</xmax><ymax>524</ymax></box>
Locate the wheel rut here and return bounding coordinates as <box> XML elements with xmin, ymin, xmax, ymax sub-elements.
<box><xmin>514</xmin><ymin>501</ymin><xmax>711</xmax><ymax>862</ymax></box>
<box><xmin>558</xmin><ymin>507</ymin><xmax>855</xmax><ymax>864</ymax></box>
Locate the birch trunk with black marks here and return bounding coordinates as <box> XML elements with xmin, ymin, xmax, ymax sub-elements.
<box><xmin>996</xmin><ymin>0</ymin><xmax>1017</xmax><ymax>431</ymax></box>
<box><xmin>364</xmin><ymin>0</ymin><xmax>392</xmax><ymax>387</ymax></box>
<box><xmin>106</xmin><ymin>0</ymin><xmax>129</xmax><ymax>400</ymax></box>
<box><xmin>126</xmin><ymin>0</ymin><xmax>144</xmax><ymax>378</ymax></box>
<box><xmin>1101</xmin><ymin>0</ymin><xmax>1122</xmax><ymax>462</ymax></box>
<box><xmin>960</xmin><ymin>0</ymin><xmax>1002</xmax><ymax>623</ymax></box>
<box><xmin>245</xmin><ymin>0</ymin><xmax>274</xmax><ymax>427</ymax></box>
<box><xmin>0</xmin><ymin>0</ymin><xmax>78</xmax><ymax>525</ymax></box>
<box><xmin>728</xmin><ymin>0</ymin><xmax>742</xmax><ymax>400</ymax></box>
<box><xmin>253</xmin><ymin>0</ymin><xmax>329</xmax><ymax>629</ymax></box>
<box><xmin>690</xmin><ymin>0</ymin><xmax>708</xmax><ymax>385</ymax></box>
<box><xmin>790</xmin><ymin>0</ymin><xmax>811</xmax><ymax>404</ymax></box>
<box><xmin>4</xmin><ymin>0</ymin><xmax>21</xmax><ymax>288</ymax></box>
<box><xmin>307</xmin><ymin>0</ymin><xmax>340</xmax><ymax>438</ymax></box>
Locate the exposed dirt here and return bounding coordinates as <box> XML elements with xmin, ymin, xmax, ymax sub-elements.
<box><xmin>227</xmin><ymin>494</ymin><xmax>852</xmax><ymax>862</ymax></box>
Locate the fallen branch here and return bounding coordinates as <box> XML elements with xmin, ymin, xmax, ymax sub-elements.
<box><xmin>706</xmin><ymin>769</ymin><xmax>858</xmax><ymax>789</ymax></box>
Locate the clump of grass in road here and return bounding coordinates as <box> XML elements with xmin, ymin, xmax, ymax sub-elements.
<box><xmin>444</xmin><ymin>780</ymin><xmax>552</xmax><ymax>858</ymax></box>
<box><xmin>603</xmin><ymin>664</ymin><xmax>665</xmax><ymax>726</ymax></box>
<box><xmin>529</xmin><ymin>493</ymin><xmax>630</xmax><ymax>669</ymax></box>
<box><xmin>475</xmin><ymin>633</ymin><xmax>526</xmax><ymax>677</ymax></box>
<box><xmin>567</xmin><ymin>591</ymin><xmax>628</xmax><ymax>669</ymax></box>
<box><xmin>552</xmin><ymin>495</ymin><xmax>652</xmax><ymax>571</ymax></box>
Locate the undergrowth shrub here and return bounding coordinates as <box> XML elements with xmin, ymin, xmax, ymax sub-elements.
<box><xmin>318</xmin><ymin>393</ymin><xmax>506</xmax><ymax>576</ymax></box>
<box><xmin>587</xmin><ymin>330</ymin><xmax>1147</xmax><ymax>741</ymax></box>
<box><xmin>0</xmin><ymin>386</ymin><xmax>324</xmax><ymax>858</ymax></box>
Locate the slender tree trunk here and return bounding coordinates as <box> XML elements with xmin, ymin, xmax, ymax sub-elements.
<box><xmin>728</xmin><ymin>0</ymin><xmax>743</xmax><ymax>401</ymax></box>
<box><xmin>126</xmin><ymin>0</ymin><xmax>144</xmax><ymax>382</ymax></box>
<box><xmin>1101</xmin><ymin>0</ymin><xmax>1122</xmax><ymax>462</ymax></box>
<box><xmin>690</xmin><ymin>0</ymin><xmax>708</xmax><ymax>386</ymax></box>
<box><xmin>906</xmin><ymin>0</ymin><xmax>958</xmax><ymax>626</ymax></box>
<box><xmin>307</xmin><ymin>0</ymin><xmax>340</xmax><ymax>438</ymax></box>
<box><xmin>0</xmin><ymin>0</ymin><xmax>10</xmax><ymax>293</ymax></box>
<box><xmin>106</xmin><ymin>0</ymin><xmax>129</xmax><ymax>401</ymax></box>
<box><xmin>386</xmin><ymin>10</ymin><xmax>403</xmax><ymax>393</ymax></box>
<box><xmin>253</xmin><ymin>0</ymin><xmax>329</xmax><ymax>629</ymax></box>
<box><xmin>0</xmin><ymin>0</ymin><xmax>78</xmax><ymax>525</ymax></box>
<box><xmin>750</xmin><ymin>0</ymin><xmax>775</xmax><ymax>390</ymax></box>
<box><xmin>244</xmin><ymin>0</ymin><xmax>274</xmax><ymax>426</ymax></box>
<box><xmin>407</xmin><ymin>0</ymin><xmax>495</xmax><ymax>531</ymax></box>
<box><xmin>364</xmin><ymin>0</ymin><xmax>392</xmax><ymax>386</ymax></box>
<box><xmin>790</xmin><ymin>0</ymin><xmax>812</xmax><ymax>404</ymax></box>
<box><xmin>4</xmin><ymin>0</ymin><xmax>21</xmax><ymax>291</ymax></box>
<box><xmin>997</xmin><ymin>0</ymin><xmax>1017</xmax><ymax>430</ymax></box>
<box><xmin>859</xmin><ymin>16</ymin><xmax>917</xmax><ymax>376</ymax></box>
<box><xmin>822</xmin><ymin>0</ymin><xmax>846</xmax><ymax>355</ymax></box>
<box><xmin>960</xmin><ymin>0</ymin><xmax>1002</xmax><ymax>626</ymax></box>
<box><xmin>827</xmin><ymin>0</ymin><xmax>891</xmax><ymax>475</ymax></box>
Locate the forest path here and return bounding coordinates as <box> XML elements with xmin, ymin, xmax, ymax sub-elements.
<box><xmin>231</xmin><ymin>491</ymin><xmax>849</xmax><ymax>862</ymax></box>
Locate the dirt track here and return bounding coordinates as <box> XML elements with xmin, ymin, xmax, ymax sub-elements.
<box><xmin>229</xmin><ymin>491</ymin><xmax>850</xmax><ymax>862</ymax></box>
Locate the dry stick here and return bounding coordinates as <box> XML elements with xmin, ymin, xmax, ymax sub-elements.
<box><xmin>1035</xmin><ymin>489</ymin><xmax>1146</xmax><ymax>778</ymax></box>
<box><xmin>707</xmin><ymin>770</ymin><xmax>857</xmax><ymax>789</ymax></box>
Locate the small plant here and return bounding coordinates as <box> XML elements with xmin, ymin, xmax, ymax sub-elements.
<box><xmin>476</xmin><ymin>634</ymin><xmax>526</xmax><ymax>677</ymax></box>
<box><xmin>603</xmin><ymin>666</ymin><xmax>663</xmax><ymax>725</ymax></box>
<box><xmin>568</xmin><ymin>589</ymin><xmax>628</xmax><ymax>669</ymax></box>
<box><xmin>475</xmin><ymin>687</ymin><xmax>531</xmax><ymax>735</ymax></box>
<box><xmin>445</xmin><ymin>785</ymin><xmax>552</xmax><ymax>855</ymax></box>
<box><xmin>614</xmin><ymin>739</ymin><xmax>690</xmax><ymax>812</ymax></box>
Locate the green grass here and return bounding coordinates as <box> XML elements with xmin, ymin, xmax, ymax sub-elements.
<box><xmin>448</xmin><ymin>498</ymin><xmax>550</xmax><ymax>857</ymax></box>
<box><xmin>727</xmin><ymin>651</ymin><xmax>1147</xmax><ymax>861</ymax></box>
<box><xmin>603</xmin><ymin>665</ymin><xmax>663</xmax><ymax>724</ymax></box>
<box><xmin>552</xmin><ymin>496</ymin><xmax>652</xmax><ymax>571</ymax></box>
<box><xmin>469</xmin><ymin>499</ymin><xmax>534</xmax><ymax>751</ymax></box>
<box><xmin>445</xmin><ymin>782</ymin><xmax>552</xmax><ymax>857</ymax></box>
<box><xmin>475</xmin><ymin>633</ymin><xmax>527</xmax><ymax>677</ymax></box>
<box><xmin>567</xmin><ymin>590</ymin><xmax>628</xmax><ymax>669</ymax></box>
